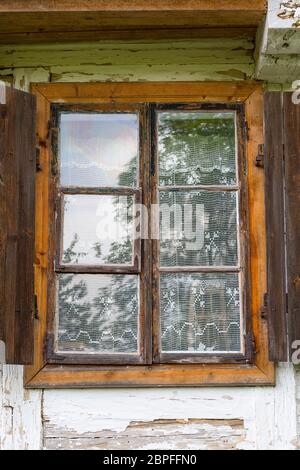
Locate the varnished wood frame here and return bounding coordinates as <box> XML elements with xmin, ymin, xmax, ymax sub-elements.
<box><xmin>47</xmin><ymin>103</ymin><xmax>149</xmax><ymax>366</ymax></box>
<box><xmin>25</xmin><ymin>82</ymin><xmax>274</xmax><ymax>388</ymax></box>
<box><xmin>151</xmin><ymin>102</ymin><xmax>252</xmax><ymax>365</ymax></box>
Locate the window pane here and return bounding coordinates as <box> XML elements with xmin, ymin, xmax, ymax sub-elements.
<box><xmin>160</xmin><ymin>273</ymin><xmax>241</xmax><ymax>353</ymax></box>
<box><xmin>158</xmin><ymin>112</ymin><xmax>236</xmax><ymax>187</ymax></box>
<box><xmin>62</xmin><ymin>194</ymin><xmax>135</xmax><ymax>266</ymax></box>
<box><xmin>60</xmin><ymin>113</ymin><xmax>139</xmax><ymax>187</ymax></box>
<box><xmin>57</xmin><ymin>274</ymin><xmax>139</xmax><ymax>353</ymax></box>
<box><xmin>159</xmin><ymin>190</ymin><xmax>238</xmax><ymax>267</ymax></box>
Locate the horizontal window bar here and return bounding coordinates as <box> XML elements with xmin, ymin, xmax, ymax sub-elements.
<box><xmin>56</xmin><ymin>265</ymin><xmax>140</xmax><ymax>275</ymax></box>
<box><xmin>59</xmin><ymin>186</ymin><xmax>140</xmax><ymax>195</ymax></box>
<box><xmin>159</xmin><ymin>266</ymin><xmax>241</xmax><ymax>273</ymax></box>
<box><xmin>158</xmin><ymin>185</ymin><xmax>240</xmax><ymax>192</ymax></box>
<box><xmin>48</xmin><ymin>353</ymin><xmax>144</xmax><ymax>366</ymax></box>
<box><xmin>156</xmin><ymin>353</ymin><xmax>247</xmax><ymax>365</ymax></box>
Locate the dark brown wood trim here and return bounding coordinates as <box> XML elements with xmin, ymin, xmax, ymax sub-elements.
<box><xmin>283</xmin><ymin>93</ymin><xmax>300</xmax><ymax>361</ymax></box>
<box><xmin>0</xmin><ymin>87</ymin><xmax>36</xmax><ymax>364</ymax></box>
<box><xmin>60</xmin><ymin>187</ymin><xmax>140</xmax><ymax>195</ymax></box>
<box><xmin>264</xmin><ymin>92</ymin><xmax>288</xmax><ymax>362</ymax></box>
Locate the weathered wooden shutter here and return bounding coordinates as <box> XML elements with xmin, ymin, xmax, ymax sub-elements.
<box><xmin>264</xmin><ymin>92</ymin><xmax>300</xmax><ymax>361</ymax></box>
<box><xmin>0</xmin><ymin>85</ymin><xmax>36</xmax><ymax>364</ymax></box>
<box><xmin>283</xmin><ymin>93</ymin><xmax>300</xmax><ymax>362</ymax></box>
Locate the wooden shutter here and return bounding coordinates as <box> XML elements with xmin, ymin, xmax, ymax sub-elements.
<box><xmin>283</xmin><ymin>93</ymin><xmax>300</xmax><ymax>361</ymax></box>
<box><xmin>264</xmin><ymin>92</ymin><xmax>300</xmax><ymax>361</ymax></box>
<box><xmin>0</xmin><ymin>85</ymin><xmax>36</xmax><ymax>364</ymax></box>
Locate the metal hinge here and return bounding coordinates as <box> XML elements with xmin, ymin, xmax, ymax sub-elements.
<box><xmin>36</xmin><ymin>147</ymin><xmax>42</xmax><ymax>172</ymax></box>
<box><xmin>255</xmin><ymin>144</ymin><xmax>264</xmax><ymax>168</ymax></box>
<box><xmin>34</xmin><ymin>294</ymin><xmax>39</xmax><ymax>320</ymax></box>
<box><xmin>243</xmin><ymin>120</ymin><xmax>249</xmax><ymax>141</ymax></box>
<box><xmin>50</xmin><ymin>126</ymin><xmax>59</xmax><ymax>177</ymax></box>
<box><xmin>0</xmin><ymin>104</ymin><xmax>7</xmax><ymax>118</ymax></box>
<box><xmin>260</xmin><ymin>292</ymin><xmax>269</xmax><ymax>320</ymax></box>
<box><xmin>245</xmin><ymin>331</ymin><xmax>256</xmax><ymax>363</ymax></box>
<box><xmin>48</xmin><ymin>107</ymin><xmax>60</xmax><ymax>173</ymax></box>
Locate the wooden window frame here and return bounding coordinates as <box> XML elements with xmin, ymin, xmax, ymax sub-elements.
<box><xmin>48</xmin><ymin>103</ymin><xmax>149</xmax><ymax>366</ymax></box>
<box><xmin>25</xmin><ymin>82</ymin><xmax>274</xmax><ymax>388</ymax></box>
<box><xmin>151</xmin><ymin>103</ymin><xmax>251</xmax><ymax>365</ymax></box>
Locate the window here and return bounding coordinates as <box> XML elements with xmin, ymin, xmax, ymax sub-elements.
<box><xmin>47</xmin><ymin>103</ymin><xmax>250</xmax><ymax>366</ymax></box>
<box><xmin>25</xmin><ymin>82</ymin><xmax>274</xmax><ymax>387</ymax></box>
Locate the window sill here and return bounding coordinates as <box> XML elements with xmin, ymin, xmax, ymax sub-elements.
<box><xmin>24</xmin><ymin>362</ymin><xmax>275</xmax><ymax>388</ymax></box>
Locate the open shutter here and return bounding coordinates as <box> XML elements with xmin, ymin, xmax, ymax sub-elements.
<box><xmin>283</xmin><ymin>93</ymin><xmax>300</xmax><ymax>361</ymax></box>
<box><xmin>264</xmin><ymin>92</ymin><xmax>300</xmax><ymax>362</ymax></box>
<box><xmin>264</xmin><ymin>92</ymin><xmax>287</xmax><ymax>362</ymax></box>
<box><xmin>0</xmin><ymin>84</ymin><xmax>36</xmax><ymax>364</ymax></box>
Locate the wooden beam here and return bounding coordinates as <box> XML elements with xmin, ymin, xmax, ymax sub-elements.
<box><xmin>0</xmin><ymin>1</ymin><xmax>267</xmax><ymax>44</ymax></box>
<box><xmin>0</xmin><ymin>28</ymin><xmax>257</xmax><ymax>45</ymax></box>
<box><xmin>0</xmin><ymin>1</ymin><xmax>268</xmax><ymax>13</ymax></box>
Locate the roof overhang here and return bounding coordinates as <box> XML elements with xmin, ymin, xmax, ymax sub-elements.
<box><xmin>0</xmin><ymin>1</ymin><xmax>267</xmax><ymax>43</ymax></box>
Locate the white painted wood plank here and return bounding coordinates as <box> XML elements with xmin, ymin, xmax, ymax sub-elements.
<box><xmin>1</xmin><ymin>366</ymin><xmax>42</xmax><ymax>450</ymax></box>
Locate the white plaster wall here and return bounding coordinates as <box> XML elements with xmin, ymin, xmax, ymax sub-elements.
<box><xmin>0</xmin><ymin>364</ymin><xmax>299</xmax><ymax>449</ymax></box>
<box><xmin>296</xmin><ymin>368</ymin><xmax>300</xmax><ymax>444</ymax></box>
<box><xmin>42</xmin><ymin>365</ymin><xmax>299</xmax><ymax>450</ymax></box>
<box><xmin>256</xmin><ymin>0</ymin><xmax>300</xmax><ymax>82</ymax></box>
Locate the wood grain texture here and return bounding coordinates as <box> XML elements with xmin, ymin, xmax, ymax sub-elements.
<box><xmin>44</xmin><ymin>418</ymin><xmax>246</xmax><ymax>450</ymax></box>
<box><xmin>25</xmin><ymin>81</ymin><xmax>274</xmax><ymax>388</ymax></box>
<box><xmin>283</xmin><ymin>93</ymin><xmax>300</xmax><ymax>361</ymax></box>
<box><xmin>264</xmin><ymin>92</ymin><xmax>288</xmax><ymax>362</ymax></box>
<box><xmin>0</xmin><ymin>28</ymin><xmax>257</xmax><ymax>44</ymax></box>
<box><xmin>0</xmin><ymin>86</ymin><xmax>36</xmax><ymax>364</ymax></box>
<box><xmin>0</xmin><ymin>1</ymin><xmax>267</xmax><ymax>44</ymax></box>
<box><xmin>0</xmin><ymin>1</ymin><xmax>268</xmax><ymax>12</ymax></box>
<box><xmin>245</xmin><ymin>86</ymin><xmax>272</xmax><ymax>377</ymax></box>
<box><xmin>24</xmin><ymin>89</ymin><xmax>50</xmax><ymax>382</ymax></box>
<box><xmin>39</xmin><ymin>371</ymin><xmax>298</xmax><ymax>450</ymax></box>
<box><xmin>32</xmin><ymin>81</ymin><xmax>258</xmax><ymax>103</ymax></box>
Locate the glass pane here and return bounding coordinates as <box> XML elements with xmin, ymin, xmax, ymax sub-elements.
<box><xmin>158</xmin><ymin>112</ymin><xmax>236</xmax><ymax>187</ymax></box>
<box><xmin>57</xmin><ymin>274</ymin><xmax>139</xmax><ymax>353</ymax></box>
<box><xmin>160</xmin><ymin>273</ymin><xmax>241</xmax><ymax>353</ymax></box>
<box><xmin>159</xmin><ymin>190</ymin><xmax>238</xmax><ymax>267</ymax></box>
<box><xmin>60</xmin><ymin>113</ymin><xmax>139</xmax><ymax>187</ymax></box>
<box><xmin>62</xmin><ymin>194</ymin><xmax>135</xmax><ymax>266</ymax></box>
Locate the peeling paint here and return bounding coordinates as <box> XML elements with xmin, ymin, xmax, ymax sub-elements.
<box><xmin>44</xmin><ymin>418</ymin><xmax>246</xmax><ymax>451</ymax></box>
<box><xmin>278</xmin><ymin>1</ymin><xmax>300</xmax><ymax>27</ymax></box>
<box><xmin>0</xmin><ymin>33</ymin><xmax>300</xmax><ymax>450</ymax></box>
<box><xmin>0</xmin><ymin>38</ymin><xmax>255</xmax><ymax>84</ymax></box>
